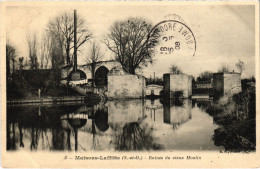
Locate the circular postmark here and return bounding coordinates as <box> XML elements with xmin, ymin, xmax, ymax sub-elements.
<box><xmin>150</xmin><ymin>19</ymin><xmax>196</xmax><ymax>57</ymax></box>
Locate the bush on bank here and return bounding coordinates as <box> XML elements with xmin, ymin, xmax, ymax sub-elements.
<box><xmin>206</xmin><ymin>82</ymin><xmax>256</xmax><ymax>152</ymax></box>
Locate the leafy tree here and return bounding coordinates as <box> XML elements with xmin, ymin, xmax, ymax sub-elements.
<box><xmin>236</xmin><ymin>59</ymin><xmax>245</xmax><ymax>74</ymax></box>
<box><xmin>197</xmin><ymin>71</ymin><xmax>213</xmax><ymax>82</ymax></box>
<box><xmin>47</xmin><ymin>11</ymin><xmax>92</xmax><ymax>65</ymax></box>
<box><xmin>104</xmin><ymin>17</ymin><xmax>158</xmax><ymax>74</ymax></box>
<box><xmin>218</xmin><ymin>64</ymin><xmax>230</xmax><ymax>73</ymax></box>
<box><xmin>169</xmin><ymin>64</ymin><xmax>182</xmax><ymax>74</ymax></box>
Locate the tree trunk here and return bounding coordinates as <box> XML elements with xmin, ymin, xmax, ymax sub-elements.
<box><xmin>6</xmin><ymin>57</ymin><xmax>10</xmax><ymax>77</ymax></box>
<box><xmin>129</xmin><ymin>67</ymin><xmax>136</xmax><ymax>74</ymax></box>
<box><xmin>91</xmin><ymin>63</ymin><xmax>96</xmax><ymax>88</ymax></box>
<box><xmin>66</xmin><ymin>46</ymin><xmax>70</xmax><ymax>65</ymax></box>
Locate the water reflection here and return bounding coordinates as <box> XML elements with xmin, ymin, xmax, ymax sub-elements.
<box><xmin>7</xmin><ymin>99</ymin><xmax>223</xmax><ymax>151</ymax></box>
<box><xmin>163</xmin><ymin>99</ymin><xmax>192</xmax><ymax>130</ymax></box>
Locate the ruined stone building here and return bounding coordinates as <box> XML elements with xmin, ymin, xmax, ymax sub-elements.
<box><xmin>213</xmin><ymin>72</ymin><xmax>242</xmax><ymax>98</ymax></box>
<box><xmin>163</xmin><ymin>73</ymin><xmax>192</xmax><ymax>98</ymax></box>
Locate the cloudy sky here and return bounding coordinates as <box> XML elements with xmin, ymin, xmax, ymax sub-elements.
<box><xmin>6</xmin><ymin>3</ymin><xmax>255</xmax><ymax>78</ymax></box>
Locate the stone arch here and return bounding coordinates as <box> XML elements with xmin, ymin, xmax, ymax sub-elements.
<box><xmin>95</xmin><ymin>66</ymin><xmax>109</xmax><ymax>87</ymax></box>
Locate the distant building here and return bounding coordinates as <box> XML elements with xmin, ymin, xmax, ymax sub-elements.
<box><xmin>195</xmin><ymin>81</ymin><xmax>213</xmax><ymax>89</ymax></box>
<box><xmin>146</xmin><ymin>84</ymin><xmax>163</xmax><ymax>96</ymax></box>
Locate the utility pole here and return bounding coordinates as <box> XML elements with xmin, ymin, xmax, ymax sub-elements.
<box><xmin>73</xmin><ymin>10</ymin><xmax>77</xmax><ymax>71</ymax></box>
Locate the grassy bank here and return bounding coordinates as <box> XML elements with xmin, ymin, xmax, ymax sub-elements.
<box><xmin>7</xmin><ymin>72</ymin><xmax>83</xmax><ymax>100</ymax></box>
<box><xmin>206</xmin><ymin>83</ymin><xmax>256</xmax><ymax>152</ymax></box>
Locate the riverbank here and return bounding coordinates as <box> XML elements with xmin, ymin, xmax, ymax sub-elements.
<box><xmin>206</xmin><ymin>83</ymin><xmax>256</xmax><ymax>152</ymax></box>
<box><xmin>7</xmin><ymin>96</ymin><xmax>85</xmax><ymax>105</ymax></box>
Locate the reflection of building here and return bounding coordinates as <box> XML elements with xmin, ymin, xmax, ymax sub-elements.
<box><xmin>107</xmin><ymin>99</ymin><xmax>145</xmax><ymax>124</ymax></box>
<box><xmin>145</xmin><ymin>99</ymin><xmax>163</xmax><ymax>122</ymax></box>
<box><xmin>163</xmin><ymin>99</ymin><xmax>192</xmax><ymax>129</ymax></box>
<box><xmin>6</xmin><ymin>104</ymin><xmax>111</xmax><ymax>151</ymax></box>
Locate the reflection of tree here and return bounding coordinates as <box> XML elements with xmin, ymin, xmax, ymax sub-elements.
<box><xmin>30</xmin><ymin>127</ymin><xmax>39</xmax><ymax>150</ymax></box>
<box><xmin>51</xmin><ymin>128</ymin><xmax>65</xmax><ymax>150</ymax></box>
<box><xmin>7</xmin><ymin>106</ymin><xmax>52</xmax><ymax>150</ymax></box>
<box><xmin>194</xmin><ymin>100</ymin><xmax>212</xmax><ymax>111</ymax></box>
<box><xmin>68</xmin><ymin>119</ymin><xmax>87</xmax><ymax>151</ymax></box>
<box><xmin>66</xmin><ymin>129</ymin><xmax>72</xmax><ymax>151</ymax></box>
<box><xmin>7</xmin><ymin>119</ymin><xmax>11</xmax><ymax>150</ymax></box>
<box><xmin>18</xmin><ymin>122</ymin><xmax>24</xmax><ymax>147</ymax></box>
<box><xmin>30</xmin><ymin>107</ymin><xmax>51</xmax><ymax>150</ymax></box>
<box><xmin>7</xmin><ymin>117</ymin><xmax>17</xmax><ymax>150</ymax></box>
<box><xmin>91</xmin><ymin>118</ymin><xmax>98</xmax><ymax>150</ymax></box>
<box><xmin>115</xmin><ymin>117</ymin><xmax>161</xmax><ymax>151</ymax></box>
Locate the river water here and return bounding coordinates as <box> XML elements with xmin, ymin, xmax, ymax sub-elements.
<box><xmin>7</xmin><ymin>99</ymin><xmax>224</xmax><ymax>151</ymax></box>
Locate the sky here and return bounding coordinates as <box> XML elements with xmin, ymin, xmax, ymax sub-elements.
<box><xmin>6</xmin><ymin>4</ymin><xmax>256</xmax><ymax>78</ymax></box>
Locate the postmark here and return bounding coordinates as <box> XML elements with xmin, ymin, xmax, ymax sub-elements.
<box><xmin>151</xmin><ymin>18</ymin><xmax>196</xmax><ymax>57</ymax></box>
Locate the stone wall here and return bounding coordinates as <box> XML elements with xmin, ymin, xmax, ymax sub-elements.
<box><xmin>61</xmin><ymin>61</ymin><xmax>122</xmax><ymax>81</ymax></box>
<box><xmin>213</xmin><ymin>73</ymin><xmax>224</xmax><ymax>97</ymax></box>
<box><xmin>224</xmin><ymin>73</ymin><xmax>242</xmax><ymax>95</ymax></box>
<box><xmin>163</xmin><ymin>74</ymin><xmax>192</xmax><ymax>98</ymax></box>
<box><xmin>79</xmin><ymin>61</ymin><xmax>122</xmax><ymax>79</ymax></box>
<box><xmin>213</xmin><ymin>73</ymin><xmax>242</xmax><ymax>97</ymax></box>
<box><xmin>107</xmin><ymin>74</ymin><xmax>146</xmax><ymax>99</ymax></box>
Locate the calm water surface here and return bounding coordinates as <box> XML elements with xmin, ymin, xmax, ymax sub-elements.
<box><xmin>7</xmin><ymin>99</ymin><xmax>224</xmax><ymax>151</ymax></box>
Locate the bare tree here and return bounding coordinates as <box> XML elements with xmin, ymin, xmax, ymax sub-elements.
<box><xmin>6</xmin><ymin>43</ymin><xmax>17</xmax><ymax>76</ymax></box>
<box><xmin>27</xmin><ymin>33</ymin><xmax>38</xmax><ymax>69</ymax></box>
<box><xmin>47</xmin><ymin>11</ymin><xmax>92</xmax><ymax>65</ymax></box>
<box><xmin>86</xmin><ymin>42</ymin><xmax>104</xmax><ymax>87</ymax></box>
<box><xmin>218</xmin><ymin>64</ymin><xmax>230</xmax><ymax>73</ymax></box>
<box><xmin>169</xmin><ymin>64</ymin><xmax>182</xmax><ymax>74</ymax></box>
<box><xmin>40</xmin><ymin>33</ymin><xmax>52</xmax><ymax>69</ymax></box>
<box><xmin>49</xmin><ymin>34</ymin><xmax>64</xmax><ymax>70</ymax></box>
<box><xmin>236</xmin><ymin>59</ymin><xmax>245</xmax><ymax>74</ymax></box>
<box><xmin>104</xmin><ymin>17</ymin><xmax>158</xmax><ymax>74</ymax></box>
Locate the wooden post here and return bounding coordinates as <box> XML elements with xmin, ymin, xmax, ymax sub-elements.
<box><xmin>38</xmin><ymin>89</ymin><xmax>41</xmax><ymax>98</ymax></box>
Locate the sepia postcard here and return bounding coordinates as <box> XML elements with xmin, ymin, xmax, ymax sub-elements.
<box><xmin>0</xmin><ymin>1</ymin><xmax>260</xmax><ymax>168</ymax></box>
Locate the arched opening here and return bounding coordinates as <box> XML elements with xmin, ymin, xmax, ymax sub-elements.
<box><xmin>68</xmin><ymin>69</ymin><xmax>87</xmax><ymax>81</ymax></box>
<box><xmin>94</xmin><ymin>66</ymin><xmax>109</xmax><ymax>87</ymax></box>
